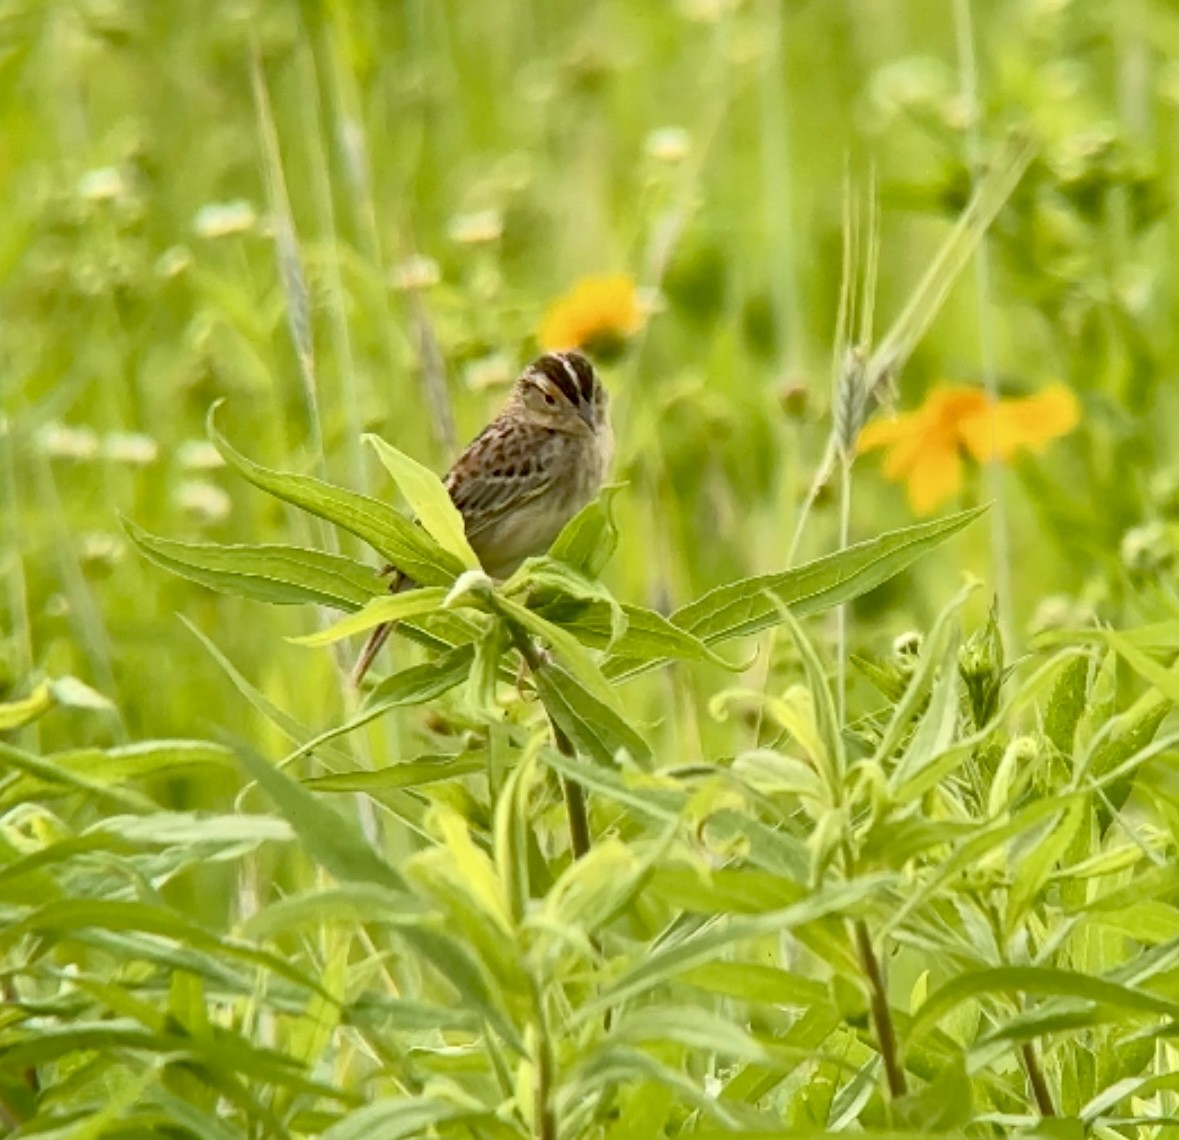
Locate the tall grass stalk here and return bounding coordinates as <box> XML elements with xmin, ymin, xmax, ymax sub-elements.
<box><xmin>297</xmin><ymin>41</ymin><xmax>367</xmax><ymax>496</ymax></box>
<box><xmin>1</xmin><ymin>414</ymin><xmax>35</xmax><ymax>751</ymax></box>
<box><xmin>250</xmin><ymin>48</ymin><xmax>325</xmax><ymax>480</ymax></box>
<box><xmin>953</xmin><ymin>0</ymin><xmax>1013</xmax><ymax>650</ymax></box>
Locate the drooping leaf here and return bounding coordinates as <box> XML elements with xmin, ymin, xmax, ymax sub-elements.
<box><xmin>304</xmin><ymin>752</ymin><xmax>486</xmax><ymax>792</ymax></box>
<box><xmin>124</xmin><ymin>517</ymin><xmax>383</xmax><ymax>610</ymax></box>
<box><xmin>909</xmin><ymin>965</ymin><xmax>1179</xmax><ymax>1039</ymax></box>
<box><xmin>235</xmin><ymin>746</ymin><xmax>406</xmax><ymax>891</ymax></box>
<box><xmin>491</xmin><ymin>593</ymin><xmax>622</xmax><ymax>711</ymax></box>
<box><xmin>543</xmin><ymin>597</ymin><xmax>742</xmax><ymax>672</ymax></box>
<box><xmin>534</xmin><ymin>660</ymin><xmax>653</xmax><ymax>768</ymax></box>
<box><xmin>208</xmin><ymin>404</ymin><xmax>462</xmax><ymax>584</ymax></box>
<box><xmin>507</xmin><ymin>556</ymin><xmax>628</xmax><ymax>649</ymax></box>
<box><xmin>277</xmin><ymin>645</ymin><xmax>476</xmax><ymax>768</ymax></box>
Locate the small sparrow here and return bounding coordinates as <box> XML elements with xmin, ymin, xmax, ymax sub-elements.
<box><xmin>351</xmin><ymin>350</ymin><xmax>613</xmax><ymax>686</ymax></box>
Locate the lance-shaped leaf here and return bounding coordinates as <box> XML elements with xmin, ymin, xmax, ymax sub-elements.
<box><xmin>909</xmin><ymin>965</ymin><xmax>1179</xmax><ymax>1040</ymax></box>
<box><xmin>506</xmin><ymin>556</ymin><xmax>629</xmax><ymax>648</ymax></box>
<box><xmin>518</xmin><ymin>567</ymin><xmax>739</xmax><ymax>671</ymax></box>
<box><xmin>548</xmin><ymin>484</ymin><xmax>622</xmax><ymax>577</ymax></box>
<box><xmin>535</xmin><ymin>661</ymin><xmax>653</xmax><ymax>769</ymax></box>
<box><xmin>278</xmin><ymin>645</ymin><xmax>477</xmax><ymax>767</ymax></box>
<box><xmin>364</xmin><ymin>434</ymin><xmax>479</xmax><ymax>570</ymax></box>
<box><xmin>488</xmin><ymin>592</ymin><xmax>622</xmax><ymax>713</ymax></box>
<box><xmin>288</xmin><ymin>587</ymin><xmax>450</xmax><ymax>646</ymax></box>
<box><xmin>606</xmin><ymin>507</ymin><xmax>985</xmax><ymax>679</ymax></box>
<box><xmin>125</xmin><ymin>518</ymin><xmax>383</xmax><ymax>611</ymax></box>
<box><xmin>208</xmin><ymin>404</ymin><xmax>462</xmax><ymax>584</ymax></box>
<box><xmin>236</xmin><ymin>746</ymin><xmax>406</xmax><ymax>892</ymax></box>
<box><xmin>0</xmin><ymin>682</ymin><xmax>53</xmax><ymax>731</ymax></box>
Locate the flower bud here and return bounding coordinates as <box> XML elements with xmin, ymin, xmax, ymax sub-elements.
<box><xmin>959</xmin><ymin>601</ymin><xmax>1004</xmax><ymax>729</ymax></box>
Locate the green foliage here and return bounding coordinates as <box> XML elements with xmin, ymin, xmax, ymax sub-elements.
<box><xmin>3</xmin><ymin>1</ymin><xmax>1179</xmax><ymax>1136</ymax></box>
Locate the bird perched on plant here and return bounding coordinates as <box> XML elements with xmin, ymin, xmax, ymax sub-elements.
<box><xmin>351</xmin><ymin>350</ymin><xmax>613</xmax><ymax>686</ymax></box>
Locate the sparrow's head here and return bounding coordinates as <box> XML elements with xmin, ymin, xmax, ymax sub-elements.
<box><xmin>514</xmin><ymin>351</ymin><xmax>608</xmax><ymax>435</ymax></box>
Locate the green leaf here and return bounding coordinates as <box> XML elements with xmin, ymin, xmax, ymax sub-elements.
<box><xmin>678</xmin><ymin>508</ymin><xmax>984</xmax><ymax>642</ymax></box>
<box><xmin>0</xmin><ymin>681</ymin><xmax>53</xmax><ymax>730</ymax></box>
<box><xmin>877</xmin><ymin>584</ymin><xmax>971</xmax><ymax>775</ymax></box>
<box><xmin>573</xmin><ymin>875</ymin><xmax>890</xmax><ymax>1023</ymax></box>
<box><xmin>492</xmin><ymin>593</ymin><xmax>621</xmax><ymax>711</ymax></box>
<box><xmin>0</xmin><ymin>741</ymin><xmax>156</xmax><ymax>813</ymax></box>
<box><xmin>894</xmin><ymin>1058</ymin><xmax>973</xmax><ymax>1132</ymax></box>
<box><xmin>288</xmin><ymin>587</ymin><xmax>449</xmax><ymax>646</ymax></box>
<box><xmin>493</xmin><ymin>753</ymin><xmax>534</xmax><ymax>927</ymax></box>
<box><xmin>364</xmin><ymin>433</ymin><xmax>479</xmax><ymax>569</ymax></box>
<box><xmin>608</xmin><ymin>507</ymin><xmax>986</xmax><ymax>677</ymax></box>
<box><xmin>549</xmin><ymin>484</ymin><xmax>622</xmax><ymax>576</ymax></box>
<box><xmin>888</xmin><ymin>625</ymin><xmax>962</xmax><ymax>793</ymax></box>
<box><xmin>320</xmin><ymin>1097</ymin><xmax>495</xmax><ymax>1140</ymax></box>
<box><xmin>534</xmin><ymin>660</ymin><xmax>653</xmax><ymax>768</ymax></box>
<box><xmin>508</xmin><ymin>555</ymin><xmax>628</xmax><ymax>648</ymax></box>
<box><xmin>1044</xmin><ymin>653</ymin><xmax>1092</xmax><ymax>756</ymax></box>
<box><xmin>46</xmin><ymin>675</ymin><xmax>115</xmax><ymax>712</ymax></box>
<box><xmin>208</xmin><ymin>404</ymin><xmax>462</xmax><ymax>584</ymax></box>
<box><xmin>780</xmin><ymin>607</ymin><xmax>845</xmax><ymax>796</ymax></box>
<box><xmin>1101</xmin><ymin>627</ymin><xmax>1179</xmax><ymax>703</ymax></box>
<box><xmin>236</xmin><ymin>746</ymin><xmax>406</xmax><ymax>891</ymax></box>
<box><xmin>238</xmin><ymin>884</ymin><xmax>430</xmax><ymax>939</ymax></box>
<box><xmin>909</xmin><ymin>965</ymin><xmax>1179</xmax><ymax>1038</ymax></box>
<box><xmin>550</xmin><ymin>598</ymin><xmax>743</xmax><ymax>672</ymax></box>
<box><xmin>304</xmin><ymin>752</ymin><xmax>486</xmax><ymax>792</ymax></box>
<box><xmin>279</xmin><ymin>646</ymin><xmax>476</xmax><ymax>769</ymax></box>
<box><xmin>1004</xmin><ymin>799</ymin><xmax>1084</xmax><ymax>934</ymax></box>
<box><xmin>612</xmin><ymin>1007</ymin><xmax>769</xmax><ymax>1063</ymax></box>
<box><xmin>540</xmin><ymin>746</ymin><xmax>682</xmax><ymax>819</ymax></box>
<box><xmin>0</xmin><ymin>900</ymin><xmax>330</xmax><ymax>1000</ymax></box>
<box><xmin>124</xmin><ymin>517</ymin><xmax>383</xmax><ymax>610</ymax></box>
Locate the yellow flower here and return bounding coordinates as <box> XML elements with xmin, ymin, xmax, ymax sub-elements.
<box><xmin>538</xmin><ymin>274</ymin><xmax>644</xmax><ymax>358</ymax></box>
<box><xmin>858</xmin><ymin>382</ymin><xmax>1080</xmax><ymax>515</ymax></box>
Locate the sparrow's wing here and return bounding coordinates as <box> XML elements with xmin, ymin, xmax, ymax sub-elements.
<box><xmin>444</xmin><ymin>421</ymin><xmax>564</xmax><ymax>544</ymax></box>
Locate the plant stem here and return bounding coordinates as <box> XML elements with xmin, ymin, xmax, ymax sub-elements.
<box><xmin>836</xmin><ymin>457</ymin><xmax>852</xmax><ymax>727</ymax></box>
<box><xmin>854</xmin><ymin>919</ymin><xmax>908</xmax><ymax>1099</ymax></box>
<box><xmin>506</xmin><ymin>623</ymin><xmax>592</xmax><ymax>861</ymax></box>
<box><xmin>1021</xmin><ymin>1042</ymin><xmax>1056</xmax><ymax>1117</ymax></box>
<box><xmin>534</xmin><ymin>1024</ymin><xmax>556</xmax><ymax>1140</ymax></box>
<box><xmin>952</xmin><ymin>0</ymin><xmax>1013</xmax><ymax>650</ymax></box>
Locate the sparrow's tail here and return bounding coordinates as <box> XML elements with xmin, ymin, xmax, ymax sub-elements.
<box><xmin>350</xmin><ymin>620</ymin><xmax>394</xmax><ymax>688</ymax></box>
<box><xmin>350</xmin><ymin>568</ymin><xmax>412</xmax><ymax>689</ymax></box>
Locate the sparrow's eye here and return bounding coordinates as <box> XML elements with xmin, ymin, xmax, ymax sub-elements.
<box><xmin>543</xmin><ymin>392</ymin><xmax>556</xmax><ymax>405</ymax></box>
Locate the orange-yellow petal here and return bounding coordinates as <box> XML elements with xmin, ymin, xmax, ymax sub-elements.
<box><xmin>905</xmin><ymin>438</ymin><xmax>964</xmax><ymax>515</ymax></box>
<box><xmin>860</xmin><ymin>384</ymin><xmax>989</xmax><ymax>514</ymax></box>
<box><xmin>858</xmin><ymin>412</ymin><xmax>917</xmax><ymax>453</ymax></box>
<box><xmin>958</xmin><ymin>383</ymin><xmax>1080</xmax><ymax>461</ymax></box>
<box><xmin>538</xmin><ymin>273</ymin><xmax>644</xmax><ymax>351</ymax></box>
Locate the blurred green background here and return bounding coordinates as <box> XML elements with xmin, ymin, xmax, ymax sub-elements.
<box><xmin>4</xmin><ymin>0</ymin><xmax>1177</xmax><ymax>765</ymax></box>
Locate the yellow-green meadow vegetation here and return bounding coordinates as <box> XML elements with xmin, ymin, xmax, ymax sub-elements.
<box><xmin>4</xmin><ymin>2</ymin><xmax>1179</xmax><ymax>1136</ymax></box>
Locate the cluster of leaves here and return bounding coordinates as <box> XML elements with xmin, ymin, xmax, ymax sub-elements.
<box><xmin>4</xmin><ymin>416</ymin><xmax>1179</xmax><ymax>1138</ymax></box>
